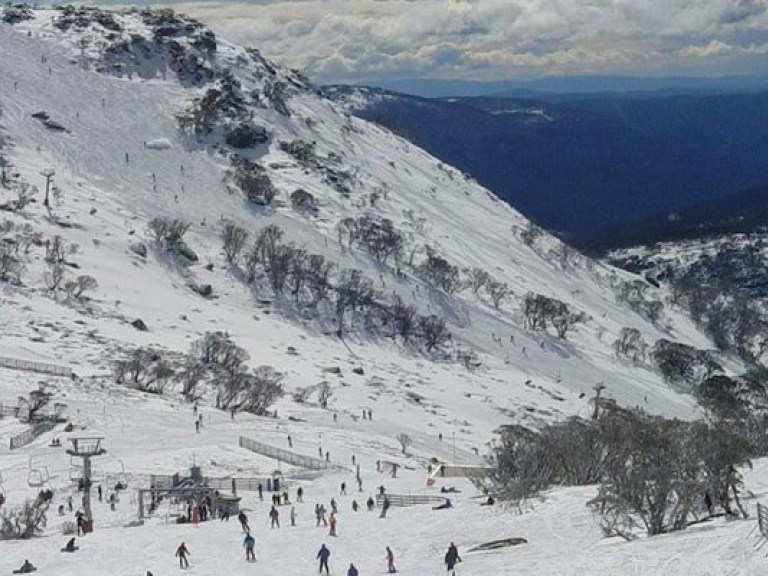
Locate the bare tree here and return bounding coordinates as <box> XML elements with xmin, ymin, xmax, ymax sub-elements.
<box><xmin>391</xmin><ymin>295</ymin><xmax>417</xmax><ymax>341</ymax></box>
<box><xmin>148</xmin><ymin>217</ymin><xmax>190</xmax><ymax>248</ymax></box>
<box><xmin>0</xmin><ymin>243</ymin><xmax>20</xmax><ymax>282</ymax></box>
<box><xmin>0</xmin><ymin>155</ymin><xmax>10</xmax><ymax>187</ymax></box>
<box><xmin>220</xmin><ymin>221</ymin><xmax>249</xmax><ymax>264</ymax></box>
<box><xmin>418</xmin><ymin>314</ymin><xmax>451</xmax><ymax>352</ymax></box>
<box><xmin>613</xmin><ymin>327</ymin><xmax>647</xmax><ymax>362</ymax></box>
<box><xmin>317</xmin><ymin>381</ymin><xmax>332</xmax><ymax>409</ymax></box>
<box><xmin>487</xmin><ymin>280</ymin><xmax>510</xmax><ymax>309</ymax></box>
<box><xmin>0</xmin><ymin>498</ymin><xmax>50</xmax><ymax>540</ymax></box>
<box><xmin>465</xmin><ymin>267</ymin><xmax>490</xmax><ymax>295</ymax></box>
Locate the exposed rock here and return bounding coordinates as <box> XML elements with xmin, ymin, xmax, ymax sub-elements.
<box><xmin>468</xmin><ymin>538</ymin><xmax>527</xmax><ymax>552</ymax></box>
<box><xmin>189</xmin><ymin>282</ymin><xmax>212</xmax><ymax>297</ymax></box>
<box><xmin>352</xmin><ymin>367</ymin><xmax>364</xmax><ymax>375</ymax></box>
<box><xmin>175</xmin><ymin>242</ymin><xmax>198</xmax><ymax>262</ymax></box>
<box><xmin>130</xmin><ymin>242</ymin><xmax>148</xmax><ymax>258</ymax></box>
<box><xmin>2</xmin><ymin>5</ymin><xmax>34</xmax><ymax>25</ymax></box>
<box><xmin>225</xmin><ymin>123</ymin><xmax>270</xmax><ymax>149</ymax></box>
<box><xmin>290</xmin><ymin>189</ymin><xmax>316</xmax><ymax>209</ymax></box>
<box><xmin>131</xmin><ymin>318</ymin><xmax>148</xmax><ymax>331</ymax></box>
<box><xmin>322</xmin><ymin>366</ymin><xmax>342</xmax><ymax>375</ymax></box>
<box><xmin>43</xmin><ymin>119</ymin><xmax>69</xmax><ymax>133</ymax></box>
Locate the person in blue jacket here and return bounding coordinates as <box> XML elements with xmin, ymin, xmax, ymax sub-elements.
<box><xmin>444</xmin><ymin>542</ymin><xmax>461</xmax><ymax>575</ymax></box>
<box><xmin>317</xmin><ymin>544</ymin><xmax>331</xmax><ymax>575</ymax></box>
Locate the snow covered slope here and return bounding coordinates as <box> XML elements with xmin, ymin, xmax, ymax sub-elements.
<box><xmin>0</xmin><ymin>7</ymin><xmax>759</xmax><ymax>575</ymax></box>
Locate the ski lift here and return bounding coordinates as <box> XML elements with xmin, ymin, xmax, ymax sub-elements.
<box><xmin>27</xmin><ymin>458</ymin><xmax>50</xmax><ymax>488</ymax></box>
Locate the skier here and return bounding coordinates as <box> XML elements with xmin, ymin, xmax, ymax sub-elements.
<box><xmin>380</xmin><ymin>497</ymin><xmax>390</xmax><ymax>518</ymax></box>
<box><xmin>297</xmin><ymin>486</ymin><xmax>304</xmax><ymax>502</ymax></box>
<box><xmin>366</xmin><ymin>496</ymin><xmax>375</xmax><ymax>511</ymax></box>
<box><xmin>329</xmin><ymin>512</ymin><xmax>337</xmax><ymax>536</ymax></box>
<box><xmin>176</xmin><ymin>542</ymin><xmax>190</xmax><ymax>569</ymax></box>
<box><xmin>330</xmin><ymin>498</ymin><xmax>338</xmax><ymax>513</ymax></box>
<box><xmin>340</xmin><ymin>482</ymin><xmax>346</xmax><ymax>495</ymax></box>
<box><xmin>97</xmin><ymin>485</ymin><xmax>103</xmax><ymax>502</ymax></box>
<box><xmin>352</xmin><ymin>500</ymin><xmax>359</xmax><ymax>512</ymax></box>
<box><xmin>347</xmin><ymin>564</ymin><xmax>359</xmax><ymax>576</ymax></box>
<box><xmin>386</xmin><ymin>546</ymin><xmax>397</xmax><ymax>573</ymax></box>
<box><xmin>243</xmin><ymin>533</ymin><xmax>256</xmax><ymax>561</ymax></box>
<box><xmin>238</xmin><ymin>511</ymin><xmax>250</xmax><ymax>533</ymax></box>
<box><xmin>269</xmin><ymin>505</ymin><xmax>280</xmax><ymax>529</ymax></box>
<box><xmin>290</xmin><ymin>506</ymin><xmax>297</xmax><ymax>527</ymax></box>
<box><xmin>258</xmin><ymin>483</ymin><xmax>263</xmax><ymax>500</ymax></box>
<box><xmin>317</xmin><ymin>544</ymin><xmax>331</xmax><ymax>575</ymax></box>
<box><xmin>287</xmin><ymin>434</ymin><xmax>292</xmax><ymax>448</ymax></box>
<box><xmin>316</xmin><ymin>503</ymin><xmax>328</xmax><ymax>526</ymax></box>
<box><xmin>444</xmin><ymin>542</ymin><xmax>461</xmax><ymax>575</ymax></box>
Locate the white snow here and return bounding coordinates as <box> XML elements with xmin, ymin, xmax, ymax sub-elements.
<box><xmin>0</xmin><ymin>8</ymin><xmax>762</xmax><ymax>576</ymax></box>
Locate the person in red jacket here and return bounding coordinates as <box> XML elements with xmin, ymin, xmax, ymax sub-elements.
<box><xmin>175</xmin><ymin>542</ymin><xmax>190</xmax><ymax>569</ymax></box>
<box><xmin>386</xmin><ymin>546</ymin><xmax>397</xmax><ymax>573</ymax></box>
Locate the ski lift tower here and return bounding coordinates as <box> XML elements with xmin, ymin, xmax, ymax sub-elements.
<box><xmin>67</xmin><ymin>437</ymin><xmax>106</xmax><ymax>531</ymax></box>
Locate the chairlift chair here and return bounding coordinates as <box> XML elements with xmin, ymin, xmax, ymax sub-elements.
<box><xmin>28</xmin><ymin>466</ymin><xmax>50</xmax><ymax>488</ymax></box>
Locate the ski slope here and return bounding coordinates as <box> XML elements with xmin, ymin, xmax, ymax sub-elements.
<box><xmin>0</xmin><ymin>7</ymin><xmax>762</xmax><ymax>576</ymax></box>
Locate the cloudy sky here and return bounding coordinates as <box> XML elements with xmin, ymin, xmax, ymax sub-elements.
<box><xmin>124</xmin><ymin>0</ymin><xmax>768</xmax><ymax>83</ymax></box>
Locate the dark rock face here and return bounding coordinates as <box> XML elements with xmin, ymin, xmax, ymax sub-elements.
<box><xmin>131</xmin><ymin>318</ymin><xmax>148</xmax><ymax>331</ymax></box>
<box><xmin>225</xmin><ymin>124</ymin><xmax>270</xmax><ymax>149</ymax></box>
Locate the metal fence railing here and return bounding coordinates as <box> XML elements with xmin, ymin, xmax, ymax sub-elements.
<box><xmin>0</xmin><ymin>355</ymin><xmax>73</xmax><ymax>377</ymax></box>
<box><xmin>375</xmin><ymin>493</ymin><xmax>449</xmax><ymax>508</ymax></box>
<box><xmin>9</xmin><ymin>420</ymin><xmax>57</xmax><ymax>450</ymax></box>
<box><xmin>204</xmin><ymin>476</ymin><xmax>290</xmax><ymax>493</ymax></box>
<box><xmin>239</xmin><ymin>436</ymin><xmax>347</xmax><ymax>471</ymax></box>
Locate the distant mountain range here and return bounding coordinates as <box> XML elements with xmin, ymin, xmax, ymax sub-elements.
<box><xmin>325</xmin><ymin>85</ymin><xmax>768</xmax><ymax>249</ymax></box>
<box><xmin>368</xmin><ymin>75</ymin><xmax>768</xmax><ymax>99</ymax></box>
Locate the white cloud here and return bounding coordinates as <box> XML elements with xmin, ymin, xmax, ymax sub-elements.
<box><xmin>162</xmin><ymin>0</ymin><xmax>768</xmax><ymax>81</ymax></box>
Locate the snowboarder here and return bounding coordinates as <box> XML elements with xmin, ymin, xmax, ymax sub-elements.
<box><xmin>444</xmin><ymin>543</ymin><xmax>461</xmax><ymax>575</ymax></box>
<box><xmin>329</xmin><ymin>512</ymin><xmax>337</xmax><ymax>536</ymax></box>
<box><xmin>176</xmin><ymin>542</ymin><xmax>190</xmax><ymax>569</ymax></box>
<box><xmin>386</xmin><ymin>546</ymin><xmax>397</xmax><ymax>573</ymax></box>
<box><xmin>269</xmin><ymin>505</ymin><xmax>280</xmax><ymax>528</ymax></box>
<box><xmin>238</xmin><ymin>511</ymin><xmax>250</xmax><ymax>533</ymax></box>
<box><xmin>13</xmin><ymin>560</ymin><xmax>36</xmax><ymax>574</ymax></box>
<box><xmin>62</xmin><ymin>537</ymin><xmax>77</xmax><ymax>553</ymax></box>
<box><xmin>317</xmin><ymin>544</ymin><xmax>331</xmax><ymax>575</ymax></box>
<box><xmin>347</xmin><ymin>564</ymin><xmax>359</xmax><ymax>576</ymax></box>
<box><xmin>243</xmin><ymin>533</ymin><xmax>256</xmax><ymax>561</ymax></box>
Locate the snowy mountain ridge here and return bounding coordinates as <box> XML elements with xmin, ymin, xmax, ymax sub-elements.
<box><xmin>1</xmin><ymin>7</ymin><xmax>762</xmax><ymax>576</ymax></box>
